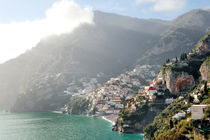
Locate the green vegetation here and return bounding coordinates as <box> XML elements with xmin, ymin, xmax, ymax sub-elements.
<box><xmin>162</xmin><ymin>58</ymin><xmax>203</xmax><ymax>80</ymax></box>
<box><xmin>155</xmin><ymin>120</ymin><xmax>193</xmax><ymax>140</ymax></box>
<box><xmin>67</xmin><ymin>97</ymin><xmax>90</xmax><ymax>114</ymax></box>
<box><xmin>119</xmin><ymin>108</ymin><xmax>131</xmax><ymax>120</ymax></box>
<box><xmin>202</xmin><ymin>56</ymin><xmax>210</xmax><ymax>66</ymax></box>
<box><xmin>160</xmin><ymin>32</ymin><xmax>210</xmax><ymax>81</ymax></box>
<box><xmin>120</xmin><ymin>100</ymin><xmax>149</xmax><ymax>121</ymax></box>
<box><xmin>116</xmin><ymin>32</ymin><xmax>210</xmax><ymax>136</ymax></box>
<box><xmin>166</xmin><ymin>58</ymin><xmax>170</xmax><ymax>63</ymax></box>
<box><xmin>132</xmin><ymin>101</ymin><xmax>149</xmax><ymax>121</ymax></box>
<box><xmin>202</xmin><ymin>98</ymin><xmax>210</xmax><ymax>104</ymax></box>
<box><xmin>203</xmin><ymin>107</ymin><xmax>210</xmax><ymax>119</ymax></box>
<box><xmin>136</xmin><ymin>95</ymin><xmax>146</xmax><ymax>102</ymax></box>
<box><xmin>144</xmin><ymin>81</ymin><xmax>210</xmax><ymax>140</ymax></box>
<box><xmin>180</xmin><ymin>53</ymin><xmax>188</xmax><ymax>61</ymax></box>
<box><xmin>160</xmin><ymin>65</ymin><xmax>172</xmax><ymax>72</ymax></box>
<box><xmin>143</xmin><ymin>98</ymin><xmax>190</xmax><ymax>139</ymax></box>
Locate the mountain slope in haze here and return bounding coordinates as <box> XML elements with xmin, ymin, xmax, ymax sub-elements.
<box><xmin>137</xmin><ymin>9</ymin><xmax>210</xmax><ymax>65</ymax></box>
<box><xmin>0</xmin><ymin>11</ymin><xmax>169</xmax><ymax>111</ymax></box>
<box><xmin>0</xmin><ymin>9</ymin><xmax>209</xmax><ymax>112</ymax></box>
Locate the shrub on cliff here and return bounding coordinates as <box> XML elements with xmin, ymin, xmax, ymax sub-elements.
<box><xmin>155</xmin><ymin>120</ymin><xmax>193</xmax><ymax>140</ymax></box>
<box><xmin>67</xmin><ymin>97</ymin><xmax>90</xmax><ymax>114</ymax></box>
<box><xmin>143</xmin><ymin>98</ymin><xmax>189</xmax><ymax>138</ymax></box>
<box><xmin>203</xmin><ymin>106</ymin><xmax>210</xmax><ymax>119</ymax></box>
<box><xmin>119</xmin><ymin>108</ymin><xmax>130</xmax><ymax>120</ymax></box>
<box><xmin>156</xmin><ymin>130</ymin><xmax>186</xmax><ymax>140</ymax></box>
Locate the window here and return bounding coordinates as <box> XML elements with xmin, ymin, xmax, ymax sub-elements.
<box><xmin>193</xmin><ymin>107</ymin><xmax>198</xmax><ymax>112</ymax></box>
<box><xmin>202</xmin><ymin>108</ymin><xmax>205</xmax><ymax>113</ymax></box>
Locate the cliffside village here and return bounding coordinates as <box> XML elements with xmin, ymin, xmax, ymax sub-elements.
<box><xmin>62</xmin><ymin>65</ymin><xmax>159</xmax><ymax>117</ymax></box>
<box><xmin>84</xmin><ymin>65</ymin><xmax>160</xmax><ymax>118</ymax></box>
<box><xmin>84</xmin><ymin>57</ymin><xmax>197</xmax><ymax>119</ymax></box>
<box><xmin>60</xmin><ymin>29</ymin><xmax>210</xmax><ymax>139</ymax></box>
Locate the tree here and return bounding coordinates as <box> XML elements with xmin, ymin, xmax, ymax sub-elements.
<box><xmin>180</xmin><ymin>54</ymin><xmax>184</xmax><ymax>61</ymax></box>
<box><xmin>180</xmin><ymin>53</ymin><xmax>188</xmax><ymax>61</ymax></box>
<box><xmin>188</xmin><ymin>94</ymin><xmax>194</xmax><ymax>104</ymax></box>
<box><xmin>175</xmin><ymin>57</ymin><xmax>178</xmax><ymax>63</ymax></box>
<box><xmin>184</xmin><ymin>53</ymin><xmax>187</xmax><ymax>60</ymax></box>
<box><xmin>170</xmin><ymin>119</ymin><xmax>174</xmax><ymax>129</ymax></box>
<box><xmin>166</xmin><ymin>58</ymin><xmax>170</xmax><ymax>63</ymax></box>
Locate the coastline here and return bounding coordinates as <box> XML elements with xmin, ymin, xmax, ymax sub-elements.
<box><xmin>51</xmin><ymin>111</ymin><xmax>64</xmax><ymax>114</ymax></box>
<box><xmin>50</xmin><ymin>112</ymin><xmax>144</xmax><ymax>138</ymax></box>
<box><xmin>101</xmin><ymin>115</ymin><xmax>144</xmax><ymax>137</ymax></box>
<box><xmin>51</xmin><ymin>111</ymin><xmax>116</xmax><ymax>126</ymax></box>
<box><xmin>101</xmin><ymin>115</ymin><xmax>117</xmax><ymax>125</ymax></box>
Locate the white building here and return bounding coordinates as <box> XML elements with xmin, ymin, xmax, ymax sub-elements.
<box><xmin>172</xmin><ymin>112</ymin><xmax>186</xmax><ymax>120</ymax></box>
<box><xmin>165</xmin><ymin>98</ymin><xmax>174</xmax><ymax>104</ymax></box>
<box><xmin>191</xmin><ymin>105</ymin><xmax>208</xmax><ymax>120</ymax></box>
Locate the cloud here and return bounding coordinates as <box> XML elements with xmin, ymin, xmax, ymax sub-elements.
<box><xmin>153</xmin><ymin>0</ymin><xmax>186</xmax><ymax>11</ymax></box>
<box><xmin>136</xmin><ymin>0</ymin><xmax>186</xmax><ymax>12</ymax></box>
<box><xmin>0</xmin><ymin>0</ymin><xmax>94</xmax><ymax>64</ymax></box>
<box><xmin>136</xmin><ymin>0</ymin><xmax>156</xmax><ymax>5</ymax></box>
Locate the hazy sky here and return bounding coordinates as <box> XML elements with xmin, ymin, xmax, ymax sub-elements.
<box><xmin>0</xmin><ymin>0</ymin><xmax>209</xmax><ymax>63</ymax></box>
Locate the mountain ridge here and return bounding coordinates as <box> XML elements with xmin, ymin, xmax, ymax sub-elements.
<box><xmin>0</xmin><ymin>9</ymin><xmax>210</xmax><ymax>112</ymax></box>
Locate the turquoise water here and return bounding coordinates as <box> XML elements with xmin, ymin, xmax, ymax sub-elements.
<box><xmin>0</xmin><ymin>112</ymin><xmax>143</xmax><ymax>140</ymax></box>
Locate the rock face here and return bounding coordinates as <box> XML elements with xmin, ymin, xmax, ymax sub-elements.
<box><xmin>196</xmin><ymin>33</ymin><xmax>210</xmax><ymax>81</ymax></box>
<box><xmin>114</xmin><ymin>31</ymin><xmax>210</xmax><ymax>136</ymax></box>
<box><xmin>173</xmin><ymin>73</ymin><xmax>195</xmax><ymax>94</ymax></box>
<box><xmin>113</xmin><ymin>105</ymin><xmax>166</xmax><ymax>133</ymax></box>
<box><xmin>196</xmin><ymin>33</ymin><xmax>210</xmax><ymax>55</ymax></box>
<box><xmin>157</xmin><ymin>70</ymin><xmax>195</xmax><ymax>94</ymax></box>
<box><xmin>200</xmin><ymin>58</ymin><xmax>210</xmax><ymax>81</ymax></box>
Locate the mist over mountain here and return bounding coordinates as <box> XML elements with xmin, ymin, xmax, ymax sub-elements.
<box><xmin>0</xmin><ymin>9</ymin><xmax>209</xmax><ymax>111</ymax></box>
<box><xmin>137</xmin><ymin>9</ymin><xmax>210</xmax><ymax>64</ymax></box>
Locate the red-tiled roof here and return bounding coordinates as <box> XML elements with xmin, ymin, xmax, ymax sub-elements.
<box><xmin>149</xmin><ymin>87</ymin><xmax>157</xmax><ymax>90</ymax></box>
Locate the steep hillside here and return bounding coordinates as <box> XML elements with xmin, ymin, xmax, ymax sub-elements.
<box><xmin>113</xmin><ymin>32</ymin><xmax>210</xmax><ymax>134</ymax></box>
<box><xmin>0</xmin><ymin>9</ymin><xmax>210</xmax><ymax>112</ymax></box>
<box><xmin>143</xmin><ymin>81</ymin><xmax>210</xmax><ymax>140</ymax></box>
<box><xmin>0</xmin><ymin>11</ymin><xmax>169</xmax><ymax>111</ymax></box>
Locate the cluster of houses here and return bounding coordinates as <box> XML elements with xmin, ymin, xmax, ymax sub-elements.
<box><xmin>81</xmin><ymin>65</ymin><xmax>160</xmax><ymax>117</ymax></box>
<box><xmin>69</xmin><ymin>64</ymin><xmax>173</xmax><ymax>117</ymax></box>
<box><xmin>63</xmin><ymin>65</ymin><xmax>159</xmax><ymax>98</ymax></box>
<box><xmin>189</xmin><ymin>82</ymin><xmax>210</xmax><ymax>104</ymax></box>
<box><xmin>86</xmin><ymin>74</ymin><xmax>144</xmax><ymax>116</ymax></box>
<box><xmin>63</xmin><ymin>77</ymin><xmax>100</xmax><ymax>97</ymax></box>
<box><xmin>142</xmin><ymin>78</ymin><xmax>167</xmax><ymax>100</ymax></box>
<box><xmin>171</xmin><ymin>82</ymin><xmax>210</xmax><ymax>140</ymax></box>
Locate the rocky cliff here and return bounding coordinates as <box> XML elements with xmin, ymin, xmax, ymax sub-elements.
<box><xmin>200</xmin><ymin>57</ymin><xmax>210</xmax><ymax>81</ymax></box>
<box><xmin>113</xmin><ymin>32</ymin><xmax>210</xmax><ymax>134</ymax></box>
<box><xmin>157</xmin><ymin>32</ymin><xmax>210</xmax><ymax>94</ymax></box>
<box><xmin>143</xmin><ymin>80</ymin><xmax>210</xmax><ymax>140</ymax></box>
<box><xmin>157</xmin><ymin>70</ymin><xmax>195</xmax><ymax>94</ymax></box>
<box><xmin>193</xmin><ymin>32</ymin><xmax>210</xmax><ymax>55</ymax></box>
<box><xmin>113</xmin><ymin>100</ymin><xmax>166</xmax><ymax>133</ymax></box>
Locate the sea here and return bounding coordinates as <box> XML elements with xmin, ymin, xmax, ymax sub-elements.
<box><xmin>0</xmin><ymin>112</ymin><xmax>143</xmax><ymax>140</ymax></box>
